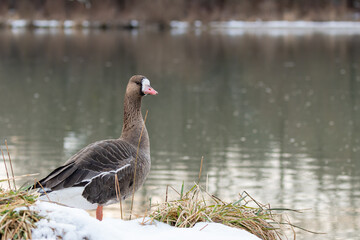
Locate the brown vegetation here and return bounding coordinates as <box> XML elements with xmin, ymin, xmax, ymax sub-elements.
<box><xmin>0</xmin><ymin>141</ymin><xmax>41</xmax><ymax>240</ymax></box>
<box><xmin>0</xmin><ymin>0</ymin><xmax>360</xmax><ymax>24</ymax></box>
<box><xmin>147</xmin><ymin>184</ymin><xmax>285</xmax><ymax>240</ymax></box>
<box><xmin>0</xmin><ymin>188</ymin><xmax>41</xmax><ymax>240</ymax></box>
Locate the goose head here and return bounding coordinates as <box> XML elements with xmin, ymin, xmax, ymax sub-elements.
<box><xmin>127</xmin><ymin>75</ymin><xmax>158</xmax><ymax>98</ymax></box>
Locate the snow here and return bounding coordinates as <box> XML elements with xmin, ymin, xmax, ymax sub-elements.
<box><xmin>130</xmin><ymin>20</ymin><xmax>139</xmax><ymax>28</ymax></box>
<box><xmin>4</xmin><ymin>19</ymin><xmax>360</xmax><ymax>31</ymax></box>
<box><xmin>8</xmin><ymin>19</ymin><xmax>28</xmax><ymax>28</ymax></box>
<box><xmin>169</xmin><ymin>21</ymin><xmax>190</xmax><ymax>29</ymax></box>
<box><xmin>82</xmin><ymin>21</ymin><xmax>90</xmax><ymax>28</ymax></box>
<box><xmin>194</xmin><ymin>20</ymin><xmax>202</xmax><ymax>28</ymax></box>
<box><xmin>63</xmin><ymin>20</ymin><xmax>75</xmax><ymax>28</ymax></box>
<box><xmin>30</xmin><ymin>201</ymin><xmax>260</xmax><ymax>240</ymax></box>
<box><xmin>210</xmin><ymin>20</ymin><xmax>360</xmax><ymax>29</ymax></box>
<box><xmin>33</xmin><ymin>20</ymin><xmax>61</xmax><ymax>28</ymax></box>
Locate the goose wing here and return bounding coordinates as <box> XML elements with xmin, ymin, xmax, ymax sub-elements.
<box><xmin>35</xmin><ymin>139</ymin><xmax>137</xmax><ymax>192</ymax></box>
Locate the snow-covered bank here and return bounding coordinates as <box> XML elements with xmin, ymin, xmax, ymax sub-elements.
<box><xmin>30</xmin><ymin>201</ymin><xmax>260</xmax><ymax>240</ymax></box>
<box><xmin>4</xmin><ymin>20</ymin><xmax>137</xmax><ymax>29</ymax></box>
<box><xmin>208</xmin><ymin>20</ymin><xmax>360</xmax><ymax>29</ymax></box>
<box><xmin>3</xmin><ymin>19</ymin><xmax>360</xmax><ymax>31</ymax></box>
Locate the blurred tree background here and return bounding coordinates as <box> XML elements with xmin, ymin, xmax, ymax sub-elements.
<box><xmin>0</xmin><ymin>0</ymin><xmax>360</xmax><ymax>23</ymax></box>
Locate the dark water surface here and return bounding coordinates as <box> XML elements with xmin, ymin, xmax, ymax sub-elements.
<box><xmin>0</xmin><ymin>28</ymin><xmax>360</xmax><ymax>239</ymax></box>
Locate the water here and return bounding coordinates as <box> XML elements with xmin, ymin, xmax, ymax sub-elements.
<box><xmin>1</xmin><ymin>28</ymin><xmax>360</xmax><ymax>239</ymax></box>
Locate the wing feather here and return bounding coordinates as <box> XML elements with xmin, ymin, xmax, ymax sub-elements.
<box><xmin>35</xmin><ymin>139</ymin><xmax>136</xmax><ymax>192</ymax></box>
<box><xmin>82</xmin><ymin>164</ymin><xmax>133</xmax><ymax>204</ymax></box>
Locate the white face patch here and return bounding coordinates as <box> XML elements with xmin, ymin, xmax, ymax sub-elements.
<box><xmin>141</xmin><ymin>78</ymin><xmax>151</xmax><ymax>92</ymax></box>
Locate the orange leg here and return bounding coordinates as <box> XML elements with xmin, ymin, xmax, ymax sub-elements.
<box><xmin>96</xmin><ymin>205</ymin><xmax>103</xmax><ymax>221</ymax></box>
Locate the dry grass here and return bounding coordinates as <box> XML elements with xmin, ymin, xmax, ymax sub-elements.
<box><xmin>0</xmin><ymin>141</ymin><xmax>41</xmax><ymax>240</ymax></box>
<box><xmin>147</xmin><ymin>183</ymin><xmax>295</xmax><ymax>240</ymax></box>
<box><xmin>0</xmin><ymin>187</ymin><xmax>41</xmax><ymax>240</ymax></box>
<box><xmin>145</xmin><ymin>156</ymin><xmax>293</xmax><ymax>239</ymax></box>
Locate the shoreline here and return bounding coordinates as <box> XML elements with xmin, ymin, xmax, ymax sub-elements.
<box><xmin>2</xmin><ymin>19</ymin><xmax>360</xmax><ymax>31</ymax></box>
<box><xmin>31</xmin><ymin>201</ymin><xmax>262</xmax><ymax>240</ymax></box>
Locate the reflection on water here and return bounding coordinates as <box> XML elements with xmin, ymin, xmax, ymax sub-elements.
<box><xmin>1</xmin><ymin>29</ymin><xmax>360</xmax><ymax>239</ymax></box>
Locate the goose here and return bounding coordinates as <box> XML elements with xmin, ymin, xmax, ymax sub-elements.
<box><xmin>32</xmin><ymin>75</ymin><xmax>157</xmax><ymax>220</ymax></box>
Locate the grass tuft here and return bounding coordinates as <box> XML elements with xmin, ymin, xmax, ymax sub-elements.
<box><xmin>0</xmin><ymin>187</ymin><xmax>41</xmax><ymax>240</ymax></box>
<box><xmin>147</xmin><ymin>183</ymin><xmax>290</xmax><ymax>240</ymax></box>
<box><xmin>1</xmin><ymin>140</ymin><xmax>41</xmax><ymax>240</ymax></box>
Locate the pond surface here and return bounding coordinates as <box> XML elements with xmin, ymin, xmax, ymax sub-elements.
<box><xmin>0</xmin><ymin>28</ymin><xmax>360</xmax><ymax>239</ymax></box>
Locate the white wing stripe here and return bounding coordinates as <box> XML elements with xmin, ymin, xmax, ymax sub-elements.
<box><xmin>84</xmin><ymin>164</ymin><xmax>131</xmax><ymax>186</ymax></box>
